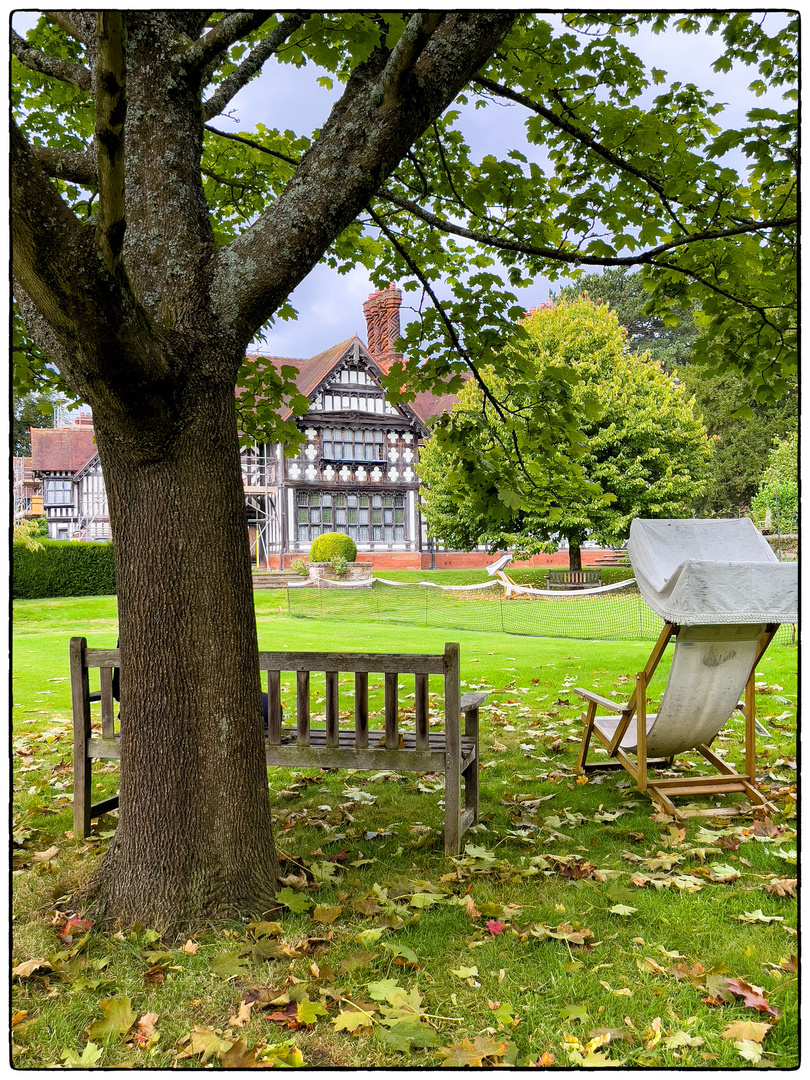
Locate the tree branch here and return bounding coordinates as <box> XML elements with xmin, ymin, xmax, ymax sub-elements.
<box><xmin>368</xmin><ymin>206</ymin><xmax>509</xmax><ymax>425</ymax></box>
<box><xmin>11</xmin><ymin>120</ymin><xmax>103</xmax><ymax>341</ymax></box>
<box><xmin>203</xmin><ymin>124</ymin><xmax>299</xmax><ymax>167</ymax></box>
<box><xmin>94</xmin><ymin>12</ymin><xmax>127</xmax><ymax>275</ymax></box>
<box><xmin>377</xmin><ymin>189</ymin><xmax>797</xmax><ymax>268</ymax></box>
<box><xmin>184</xmin><ymin>11</ymin><xmax>275</xmax><ymax>73</ymax></box>
<box><xmin>11</xmin><ymin>29</ymin><xmax>92</xmax><ymax>91</ymax></box>
<box><xmin>202</xmin><ymin>13</ymin><xmax>310</xmax><ymax>121</ymax></box>
<box><xmin>211</xmin><ymin>11</ymin><xmax>517</xmax><ymax>339</ymax></box>
<box><xmin>46</xmin><ymin>10</ymin><xmax>91</xmax><ymax>43</ymax></box>
<box><xmin>371</xmin><ymin>11</ymin><xmax>445</xmax><ymax>108</ymax></box>
<box><xmin>32</xmin><ymin>143</ymin><xmax>98</xmax><ymax>187</ymax></box>
<box><xmin>474</xmin><ymin>74</ymin><xmax>690</xmax><ymax>231</ymax></box>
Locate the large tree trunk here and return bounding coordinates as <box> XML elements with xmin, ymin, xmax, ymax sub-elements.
<box><xmin>84</xmin><ymin>370</ymin><xmax>278</xmax><ymax>933</ymax></box>
<box><xmin>568</xmin><ymin>536</ymin><xmax>583</xmax><ymax>572</ymax></box>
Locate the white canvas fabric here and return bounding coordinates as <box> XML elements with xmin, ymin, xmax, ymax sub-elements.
<box><xmin>628</xmin><ymin>518</ymin><xmax>798</xmax><ymax>625</ymax></box>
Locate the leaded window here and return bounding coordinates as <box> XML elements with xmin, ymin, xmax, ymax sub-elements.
<box><xmin>297</xmin><ymin>491</ymin><xmax>406</xmax><ymax>544</ymax></box>
<box><xmin>320</xmin><ymin>428</ymin><xmax>386</xmax><ymax>462</ymax></box>
<box><xmin>44</xmin><ymin>479</ymin><xmax>73</xmax><ymax>504</ymax></box>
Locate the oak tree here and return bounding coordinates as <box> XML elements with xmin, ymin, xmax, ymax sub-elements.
<box><xmin>12</xmin><ymin>11</ymin><xmax>796</xmax><ymax>933</ymax></box>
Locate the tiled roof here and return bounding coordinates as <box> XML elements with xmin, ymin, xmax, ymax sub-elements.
<box><xmin>240</xmin><ymin>336</ymin><xmax>459</xmax><ymax>428</ymax></box>
<box><xmin>29</xmin><ymin>427</ymin><xmax>97</xmax><ymax>474</ymax></box>
<box><xmin>409</xmin><ymin>386</ymin><xmax>460</xmax><ymax>425</ymax></box>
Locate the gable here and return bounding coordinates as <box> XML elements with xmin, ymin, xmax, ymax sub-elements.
<box><xmin>307</xmin><ymin>340</ymin><xmax>403</xmax><ymax>420</ymax></box>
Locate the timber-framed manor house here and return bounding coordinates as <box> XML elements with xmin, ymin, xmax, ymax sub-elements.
<box><xmin>16</xmin><ymin>287</ymin><xmax>460</xmax><ymax>568</ymax></box>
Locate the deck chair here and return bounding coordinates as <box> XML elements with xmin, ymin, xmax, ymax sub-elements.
<box><xmin>575</xmin><ymin>518</ymin><xmax>797</xmax><ymax>820</ymax></box>
<box><xmin>495</xmin><ymin>569</ymin><xmax>520</xmax><ymax>596</ymax></box>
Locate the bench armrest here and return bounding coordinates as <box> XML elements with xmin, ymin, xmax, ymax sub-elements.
<box><xmin>461</xmin><ymin>692</ymin><xmax>488</xmax><ymax>711</ymax></box>
<box><xmin>573</xmin><ymin>688</ymin><xmax>629</xmax><ymax>713</ymax></box>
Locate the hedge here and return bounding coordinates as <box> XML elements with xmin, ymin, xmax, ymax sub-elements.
<box><xmin>13</xmin><ymin>540</ymin><xmax>116</xmax><ymax>599</ymax></box>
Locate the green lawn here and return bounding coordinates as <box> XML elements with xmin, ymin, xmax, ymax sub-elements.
<box><xmin>12</xmin><ymin>590</ymin><xmax>798</xmax><ymax>1068</ymax></box>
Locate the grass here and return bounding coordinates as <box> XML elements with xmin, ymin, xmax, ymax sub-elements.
<box><xmin>12</xmin><ymin>588</ymin><xmax>798</xmax><ymax>1068</ymax></box>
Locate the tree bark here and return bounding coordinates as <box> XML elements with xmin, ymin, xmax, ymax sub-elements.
<box><xmin>82</xmin><ymin>369</ymin><xmax>278</xmax><ymax>933</ymax></box>
<box><xmin>568</xmin><ymin>536</ymin><xmax>583</xmax><ymax>572</ymax></box>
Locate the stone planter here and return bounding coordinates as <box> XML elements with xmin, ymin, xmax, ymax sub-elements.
<box><xmin>307</xmin><ymin>561</ymin><xmax>373</xmax><ymax>583</ymax></box>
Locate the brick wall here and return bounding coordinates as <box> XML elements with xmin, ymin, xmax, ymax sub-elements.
<box><xmin>279</xmin><ymin>549</ymin><xmax>617</xmax><ymax>571</ymax></box>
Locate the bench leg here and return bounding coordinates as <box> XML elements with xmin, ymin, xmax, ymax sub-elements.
<box><xmin>70</xmin><ymin>637</ymin><xmax>92</xmax><ymax>839</ymax></box>
<box><xmin>462</xmin><ymin>703</ymin><xmax>480</xmax><ymax>827</ymax></box>
<box><xmin>444</xmin><ymin>756</ymin><xmax>461</xmax><ymax>856</ymax></box>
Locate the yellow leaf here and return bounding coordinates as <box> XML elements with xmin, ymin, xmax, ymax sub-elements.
<box><xmin>313</xmin><ymin>904</ymin><xmax>343</xmax><ymax>925</ymax></box>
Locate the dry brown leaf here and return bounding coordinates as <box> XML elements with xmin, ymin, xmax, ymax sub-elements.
<box><xmin>12</xmin><ymin>958</ymin><xmax>53</xmax><ymax>979</ymax></box>
<box><xmin>465</xmin><ymin>895</ymin><xmax>481</xmax><ymax>919</ymax></box>
<box><xmin>765</xmin><ymin>878</ymin><xmax>797</xmax><ymax>898</ymax></box>
<box><xmin>721</xmin><ymin>1020</ymin><xmax>772</xmax><ymax>1044</ymax></box>
<box><xmin>181</xmin><ymin>939</ymin><xmax>199</xmax><ymax>954</ymax></box>
<box><xmin>32</xmin><ymin>845</ymin><xmax>59</xmax><ymax>861</ymax></box>
<box><xmin>228</xmin><ymin>1001</ymin><xmax>254</xmax><ymax>1028</ymax></box>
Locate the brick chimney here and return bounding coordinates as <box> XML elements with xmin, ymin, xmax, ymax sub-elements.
<box><xmin>362</xmin><ymin>284</ymin><xmax>402</xmax><ymax>373</ymax></box>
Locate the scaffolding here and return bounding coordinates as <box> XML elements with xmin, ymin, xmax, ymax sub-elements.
<box><xmin>72</xmin><ymin>455</ymin><xmax>111</xmax><ymax>540</ymax></box>
<box><xmin>243</xmin><ymin>444</ymin><xmax>282</xmax><ymax>567</ymax></box>
<box><xmin>13</xmin><ymin>457</ymin><xmax>41</xmax><ymax>522</ymax></box>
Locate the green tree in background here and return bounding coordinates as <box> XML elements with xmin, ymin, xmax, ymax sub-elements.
<box><xmin>558</xmin><ymin>271</ymin><xmax>798</xmax><ymax>519</ymax></box>
<box><xmin>13</xmin><ymin>390</ymin><xmax>57</xmax><ymax>457</ymax></box>
<box><xmin>751</xmin><ymin>428</ymin><xmax>799</xmax><ymax>536</ymax></box>
<box><xmin>680</xmin><ymin>368</ymin><xmax>797</xmax><ymax>518</ymax></box>
<box><xmin>558</xmin><ymin>268</ymin><xmax>698</xmax><ymax>371</ymax></box>
<box><xmin>418</xmin><ymin>297</ymin><xmax>712</xmax><ymax>570</ymax></box>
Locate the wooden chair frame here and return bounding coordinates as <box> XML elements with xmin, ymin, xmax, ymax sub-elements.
<box><xmin>575</xmin><ymin>622</ymin><xmax>779</xmax><ymax>819</ymax></box>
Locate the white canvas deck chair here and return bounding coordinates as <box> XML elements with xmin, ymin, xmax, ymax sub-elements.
<box><xmin>575</xmin><ymin>519</ymin><xmax>798</xmax><ymax>819</ymax></box>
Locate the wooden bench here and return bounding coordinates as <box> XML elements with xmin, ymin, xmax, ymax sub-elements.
<box><xmin>546</xmin><ymin>569</ymin><xmax>602</xmax><ymax>590</ymax></box>
<box><xmin>70</xmin><ymin>638</ymin><xmax>485</xmax><ymax>855</ymax></box>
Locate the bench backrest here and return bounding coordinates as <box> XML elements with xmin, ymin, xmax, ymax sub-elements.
<box><xmin>548</xmin><ymin>570</ymin><xmax>601</xmax><ymax>583</ymax></box>
<box><xmin>70</xmin><ymin>638</ymin><xmax>461</xmax><ymax>753</ymax></box>
<box><xmin>258</xmin><ymin>646</ymin><xmax>459</xmax><ymax>750</ymax></box>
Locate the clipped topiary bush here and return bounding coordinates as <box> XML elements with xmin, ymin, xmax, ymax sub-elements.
<box><xmin>309</xmin><ymin>532</ymin><xmax>357</xmax><ymax>563</ymax></box>
<box><xmin>13</xmin><ymin>539</ymin><xmax>116</xmax><ymax>599</ymax></box>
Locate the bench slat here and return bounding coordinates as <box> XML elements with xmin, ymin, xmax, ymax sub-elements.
<box><xmin>100</xmin><ymin>666</ymin><xmax>115</xmax><ymax>738</ymax></box>
<box><xmin>296</xmin><ymin>670</ymin><xmax>310</xmax><ymax>745</ymax></box>
<box><xmin>415</xmin><ymin>672</ymin><xmax>429</xmax><ymax>749</ymax></box>
<box><xmin>354</xmin><ymin>671</ymin><xmax>369</xmax><ymax>749</ymax></box>
<box><xmin>267</xmin><ymin>669</ymin><xmax>282</xmax><ymax>743</ymax></box>
<box><xmin>385</xmin><ymin>672</ymin><xmax>398</xmax><ymax>747</ymax></box>
<box><xmin>325</xmin><ymin>671</ymin><xmax>339</xmax><ymax>747</ymax></box>
<box><xmin>258</xmin><ymin>651</ymin><xmax>446</xmax><ymax>675</ymax></box>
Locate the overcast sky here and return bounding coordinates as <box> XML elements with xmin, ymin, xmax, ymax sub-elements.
<box><xmin>213</xmin><ymin>10</ymin><xmax>790</xmax><ymax>359</ymax></box>
<box><xmin>12</xmin><ymin>9</ymin><xmax>792</xmax><ymax>361</ymax></box>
